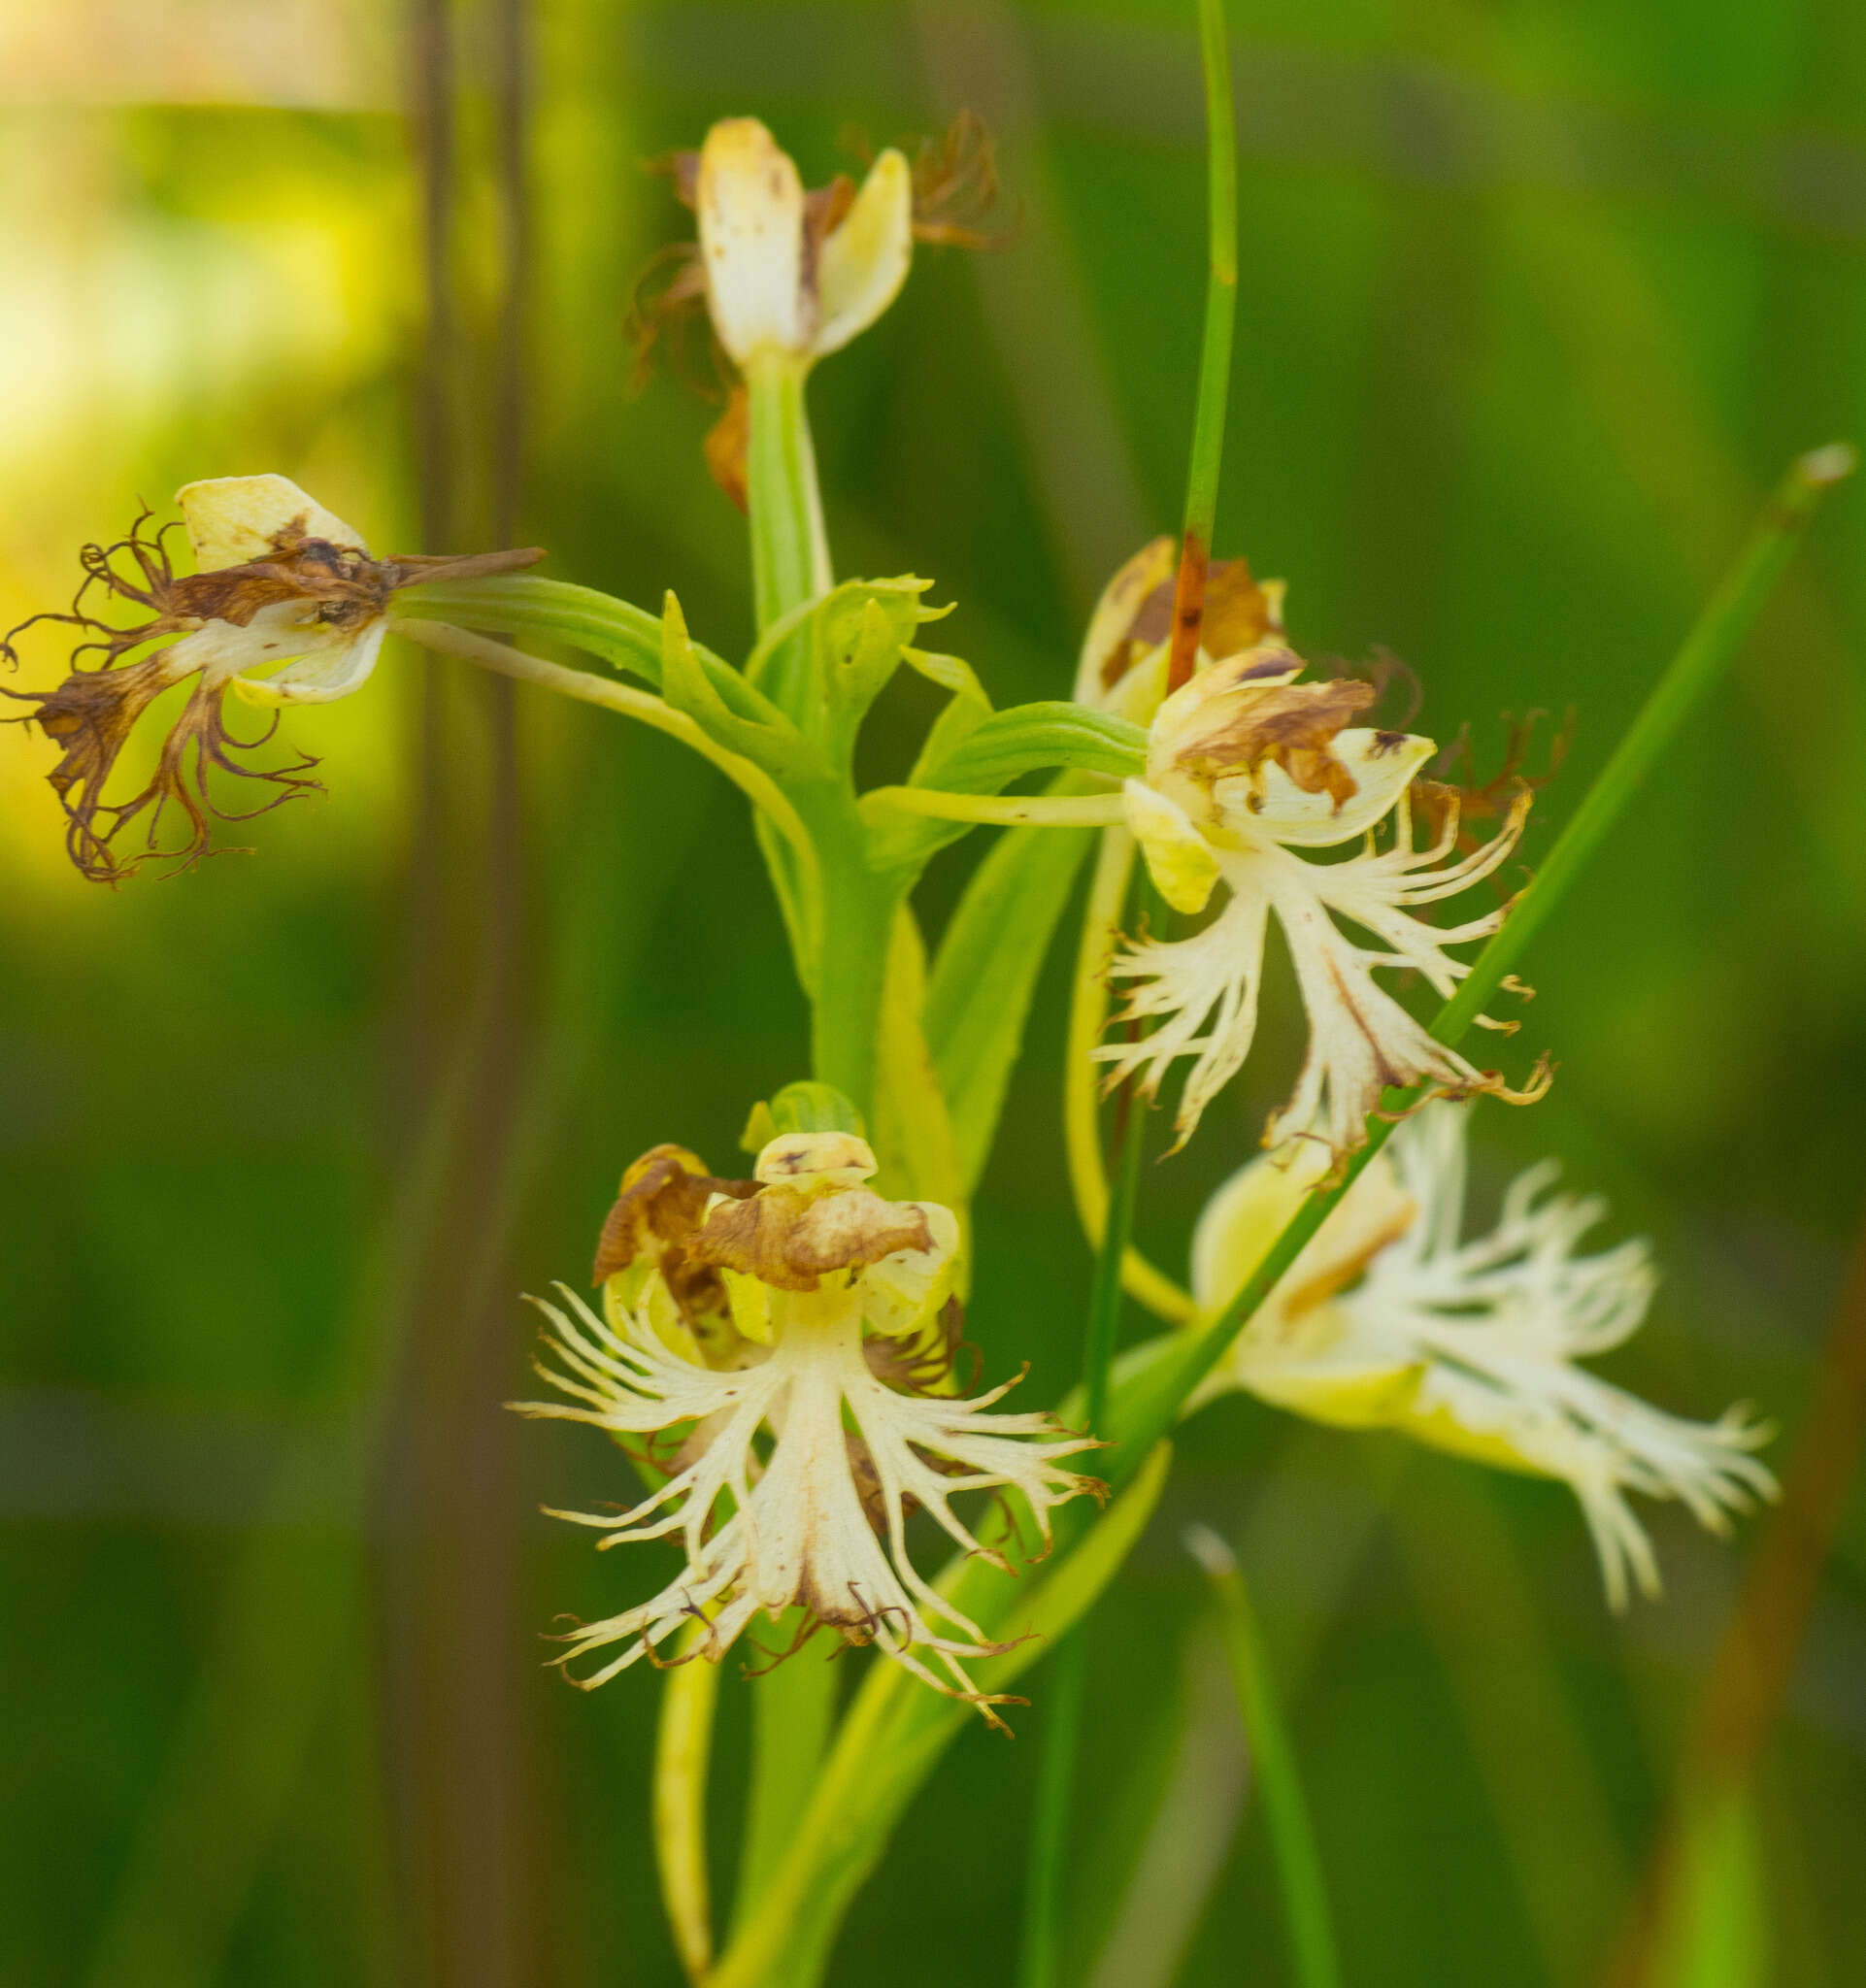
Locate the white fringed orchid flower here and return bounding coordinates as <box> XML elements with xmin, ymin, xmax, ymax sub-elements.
<box><xmin>519</xmin><ymin>1131</ymin><xmax>1100</xmax><ymax>1727</ymax></box>
<box><xmin>4</xmin><ymin>474</ymin><xmax>539</xmax><ymax>880</ymax></box>
<box><xmin>1190</xmin><ymin>1104</ymin><xmax>1777</xmax><ymax>1607</ymax></box>
<box><xmin>1091</xmin><ymin>620</ymin><xmax>1540</xmax><ymax>1156</ymax></box>
<box><xmin>695</xmin><ymin>119</ymin><xmax>913</xmax><ymax>370</ymax></box>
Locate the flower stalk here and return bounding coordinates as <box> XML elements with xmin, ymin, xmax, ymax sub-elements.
<box><xmin>1164</xmin><ymin>0</ymin><xmax>1240</xmax><ymax>697</ymax></box>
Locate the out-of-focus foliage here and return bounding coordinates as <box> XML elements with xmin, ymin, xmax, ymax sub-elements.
<box><xmin>1</xmin><ymin>2</ymin><xmax>1862</xmax><ymax>1985</ymax></box>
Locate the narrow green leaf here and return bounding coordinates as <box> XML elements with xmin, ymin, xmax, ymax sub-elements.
<box><xmin>925</xmin><ymin>795</ymin><xmax>1097</xmax><ymax>1193</ymax></box>
<box><xmin>395</xmin><ymin>572</ymin><xmax>674</xmax><ymax>683</ymax></box>
<box><xmin>867</xmin><ymin>705</ymin><xmax>1147</xmax><ymax>871</ymax></box>
<box><xmin>869</xmin><ymin>909</ymin><xmax>969</xmax><ymax>1219</ymax></box>
<box><xmin>1019</xmin><ymin>1085</ymin><xmax>1149</xmax><ymax>1988</ymax></box>
<box><xmin>1188</xmin><ymin>1527</ymin><xmax>1342</xmax><ymax>1988</ymax></box>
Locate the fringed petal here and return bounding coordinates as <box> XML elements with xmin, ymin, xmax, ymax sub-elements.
<box><xmin>1210</xmin><ymin>1105</ymin><xmax>1778</xmax><ymax>1608</ymax></box>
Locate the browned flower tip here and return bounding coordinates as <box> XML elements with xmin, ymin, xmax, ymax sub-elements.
<box><xmin>1175</xmin><ymin>675</ymin><xmax>1379</xmax><ymax>808</ymax></box>
<box><xmin>1093</xmin><ymin>546</ymin><xmax>1283</xmax><ymax>697</ymax></box>
<box><xmin>907</xmin><ymin>110</ymin><xmax>1008</xmax><ymax>249</ymax></box>
<box><xmin>590</xmin><ymin>1143</ymin><xmax>757</xmax><ymax>1283</ymax></box>
<box><xmin>702</xmin><ymin>382</ymin><xmax>750</xmax><ymax>514</ymax></box>
<box><xmin>5</xmin><ymin>498</ymin><xmax>547</xmax><ymax>883</ymax></box>
<box><xmin>1</xmin><ymin>507</ymin><xmax>330</xmax><ymax>883</ymax></box>
<box><xmin>691</xmin><ymin>1186</ymin><xmax>934</xmax><ymax>1291</ymax></box>
<box><xmin>9</xmin><ymin>651</ymin><xmax>321</xmax><ymax>884</ymax></box>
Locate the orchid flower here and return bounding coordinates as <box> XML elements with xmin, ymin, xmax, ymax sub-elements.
<box><xmin>1190</xmin><ymin>1104</ymin><xmax>1777</xmax><ymax>1607</ymax></box>
<box><xmin>518</xmin><ymin>1131</ymin><xmax>1100</xmax><ymax>1728</ymax></box>
<box><xmin>3</xmin><ymin>474</ymin><xmax>538</xmax><ymax>880</ymax></box>
<box><xmin>1081</xmin><ymin>547</ymin><xmax>1541</xmax><ymax>1155</ymax></box>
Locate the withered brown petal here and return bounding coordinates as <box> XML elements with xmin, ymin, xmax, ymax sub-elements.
<box><xmin>1199</xmin><ymin>557</ymin><xmax>1281</xmax><ymax>659</ymax></box>
<box><xmin>1179</xmin><ymin>679</ymin><xmax>1379</xmax><ymax>806</ymax></box>
<box><xmin>589</xmin><ymin>1144</ymin><xmax>756</xmax><ymax>1286</ymax></box>
<box><xmin>691</xmin><ymin>1188</ymin><xmax>934</xmax><ymax>1290</ymax></box>
<box><xmin>704</xmin><ymin>385</ymin><xmax>750</xmax><ymax>514</ymax></box>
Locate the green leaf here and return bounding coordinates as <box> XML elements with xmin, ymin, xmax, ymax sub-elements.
<box><xmin>397</xmin><ymin>573</ymin><xmax>676</xmax><ymax>686</ymax></box>
<box><xmin>925</xmin><ymin>790</ymin><xmax>1098</xmax><ymax>1194</ymax></box>
<box><xmin>869</xmin><ymin>908</ymin><xmax>968</xmax><ymax>1226</ymax></box>
<box><xmin>659</xmin><ymin>592</ymin><xmax>820</xmax><ymax>779</ymax></box>
<box><xmin>867</xmin><ymin>705</ymin><xmax>1147</xmax><ymax>872</ymax></box>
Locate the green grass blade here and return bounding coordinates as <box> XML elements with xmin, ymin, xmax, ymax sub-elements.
<box><xmin>1165</xmin><ymin>0</ymin><xmax>1239</xmax><ymax>693</ymax></box>
<box><xmin>1187</xmin><ymin>1527</ymin><xmax>1343</xmax><ymax>1988</ymax></box>
<box><xmin>1016</xmin><ymin>1097</ymin><xmax>1149</xmax><ymax>1988</ymax></box>
<box><xmin>924</xmin><ymin>799</ymin><xmax>1097</xmax><ymax>1193</ymax></box>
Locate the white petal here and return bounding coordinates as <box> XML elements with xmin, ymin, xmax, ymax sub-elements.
<box><xmin>1097</xmin><ymin>880</ymin><xmax>1270</xmax><ymax>1143</ymax></box>
<box><xmin>697</xmin><ymin>118</ymin><xmax>809</xmax><ymax>362</ymax></box>
<box><xmin>178</xmin><ymin>474</ymin><xmax>367</xmax><ymax>569</ymax></box>
<box><xmin>1122</xmin><ymin>778</ymin><xmax>1220</xmax><ymax>915</ymax></box>
<box><xmin>1220</xmin><ymin>729</ymin><xmax>1436</xmax><ymax>847</ymax></box>
<box><xmin>1213</xmin><ymin>1104</ymin><xmax>1779</xmax><ymax>1609</ymax></box>
<box><xmin>813</xmin><ymin>149</ymin><xmax>914</xmax><ymax>356</ymax></box>
<box><xmin>232</xmin><ymin>615</ymin><xmax>387</xmax><ymax>707</ymax></box>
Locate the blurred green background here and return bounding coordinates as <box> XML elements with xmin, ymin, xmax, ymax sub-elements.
<box><xmin>2</xmin><ymin>1</ymin><xmax>1862</xmax><ymax>1983</ymax></box>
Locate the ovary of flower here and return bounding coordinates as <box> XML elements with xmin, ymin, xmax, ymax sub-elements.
<box><xmin>697</xmin><ymin>118</ymin><xmax>912</xmax><ymax>367</ymax></box>
<box><xmin>1190</xmin><ymin>1105</ymin><xmax>1778</xmax><ymax>1609</ymax></box>
<box><xmin>518</xmin><ymin>1132</ymin><xmax>1100</xmax><ymax>1728</ymax></box>
<box><xmin>1094</xmin><ymin>644</ymin><xmax>1533</xmax><ymax>1154</ymax></box>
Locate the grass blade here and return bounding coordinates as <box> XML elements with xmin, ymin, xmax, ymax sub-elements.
<box><xmin>1187</xmin><ymin>1527</ymin><xmax>1342</xmax><ymax>1988</ymax></box>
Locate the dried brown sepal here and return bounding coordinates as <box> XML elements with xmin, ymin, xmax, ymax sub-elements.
<box><xmin>1312</xmin><ymin>644</ymin><xmax>1422</xmax><ymax>731</ymax></box>
<box><xmin>622</xmin><ymin>240</ymin><xmax>720</xmax><ymax>399</ymax></box>
<box><xmin>1100</xmin><ymin>551</ymin><xmax>1282</xmax><ymax>693</ymax></box>
<box><xmin>691</xmin><ymin>1187</ymin><xmax>934</xmax><ymax>1292</ymax></box>
<box><xmin>907</xmin><ymin>110</ymin><xmax>1009</xmax><ymax>249</ymax></box>
<box><xmin>1176</xmin><ymin>675</ymin><xmax>1379</xmax><ymax>809</ymax></box>
<box><xmin>589</xmin><ymin>1143</ymin><xmax>759</xmax><ymax>1322</ymax></box>
<box><xmin>1425</xmin><ymin>707</ymin><xmax>1574</xmax><ymax>827</ymax></box>
<box><xmin>703</xmin><ymin>382</ymin><xmax>750</xmax><ymax>513</ymax></box>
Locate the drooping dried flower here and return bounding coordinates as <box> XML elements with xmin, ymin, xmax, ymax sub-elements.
<box><xmin>3</xmin><ymin>475</ymin><xmax>540</xmax><ymax>881</ymax></box>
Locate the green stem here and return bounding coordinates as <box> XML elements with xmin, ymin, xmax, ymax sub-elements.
<box><xmin>731</xmin><ymin>349</ymin><xmax>866</xmax><ymax>1940</ymax></box>
<box><xmin>1188</xmin><ymin>1527</ymin><xmax>1343</xmax><ymax>1988</ymax></box>
<box><xmin>746</xmin><ymin>350</ymin><xmax>832</xmax><ymax>715</ymax></box>
<box><xmin>1104</xmin><ymin>441</ymin><xmax>1854</xmax><ymax>1484</ymax></box>
<box><xmin>1017</xmin><ymin>1068</ymin><xmax>1148</xmax><ymax>1988</ymax></box>
<box><xmin>731</xmin><ymin>1640</ymin><xmax>840</xmax><ymax>1950</ymax></box>
<box><xmin>1165</xmin><ymin>0</ymin><xmax>1239</xmax><ymax>693</ymax></box>
<box><xmin>807</xmin><ymin>836</ymin><xmax>902</xmax><ymax>1123</ymax></box>
<box><xmin>653</xmin><ymin>1626</ymin><xmax>721</xmax><ymax>1986</ymax></box>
